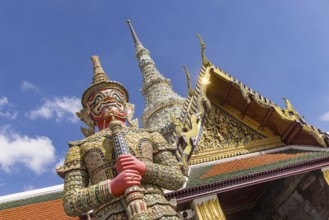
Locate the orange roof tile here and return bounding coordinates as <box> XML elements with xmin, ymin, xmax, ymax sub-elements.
<box><xmin>201</xmin><ymin>152</ymin><xmax>306</xmax><ymax>179</ymax></box>
<box><xmin>0</xmin><ymin>199</ymin><xmax>78</xmax><ymax>220</ymax></box>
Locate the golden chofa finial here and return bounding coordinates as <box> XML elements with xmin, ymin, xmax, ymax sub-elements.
<box><xmin>91</xmin><ymin>55</ymin><xmax>109</xmax><ymax>85</ymax></box>
<box><xmin>283</xmin><ymin>98</ymin><xmax>301</xmax><ymax>118</ymax></box>
<box><xmin>196</xmin><ymin>34</ymin><xmax>211</xmax><ymax>67</ymax></box>
<box><xmin>182</xmin><ymin>65</ymin><xmax>195</xmax><ymax>97</ymax></box>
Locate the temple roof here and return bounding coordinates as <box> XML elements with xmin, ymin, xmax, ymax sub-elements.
<box><xmin>168</xmin><ymin>51</ymin><xmax>329</xmax><ymax>199</ymax></box>
<box><xmin>174</xmin><ymin>44</ymin><xmax>329</xmax><ymax>168</ymax></box>
<box><xmin>206</xmin><ymin>65</ymin><xmax>329</xmax><ymax>147</ymax></box>
<box><xmin>188</xmin><ymin>148</ymin><xmax>329</xmax><ymax>188</ymax></box>
<box><xmin>0</xmin><ymin>185</ymin><xmax>63</xmax><ymax>210</ymax></box>
<box><xmin>166</xmin><ymin>146</ymin><xmax>329</xmax><ymax>202</ymax></box>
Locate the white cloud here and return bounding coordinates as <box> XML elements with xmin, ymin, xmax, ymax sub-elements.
<box><xmin>320</xmin><ymin>111</ymin><xmax>329</xmax><ymax>122</ymax></box>
<box><xmin>20</xmin><ymin>80</ymin><xmax>39</xmax><ymax>92</ymax></box>
<box><xmin>54</xmin><ymin>157</ymin><xmax>65</xmax><ymax>174</ymax></box>
<box><xmin>0</xmin><ymin>97</ymin><xmax>9</xmax><ymax>106</ymax></box>
<box><xmin>0</xmin><ymin>128</ymin><xmax>56</xmax><ymax>174</ymax></box>
<box><xmin>56</xmin><ymin>157</ymin><xmax>65</xmax><ymax>168</ymax></box>
<box><xmin>0</xmin><ymin>111</ymin><xmax>17</xmax><ymax>119</ymax></box>
<box><xmin>23</xmin><ymin>184</ymin><xmax>35</xmax><ymax>191</ymax></box>
<box><xmin>26</xmin><ymin>96</ymin><xmax>81</xmax><ymax>123</ymax></box>
<box><xmin>0</xmin><ymin>96</ymin><xmax>17</xmax><ymax>120</ymax></box>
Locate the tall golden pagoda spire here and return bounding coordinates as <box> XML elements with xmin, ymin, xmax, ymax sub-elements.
<box><xmin>127</xmin><ymin>20</ymin><xmax>185</xmax><ymax>139</ymax></box>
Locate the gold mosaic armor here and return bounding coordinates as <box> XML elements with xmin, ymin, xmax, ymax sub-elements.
<box><xmin>62</xmin><ymin>127</ymin><xmax>185</xmax><ymax>220</ymax></box>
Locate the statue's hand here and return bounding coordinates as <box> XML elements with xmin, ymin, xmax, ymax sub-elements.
<box><xmin>110</xmin><ymin>169</ymin><xmax>141</xmax><ymax>196</ymax></box>
<box><xmin>115</xmin><ymin>155</ymin><xmax>146</xmax><ymax>177</ymax></box>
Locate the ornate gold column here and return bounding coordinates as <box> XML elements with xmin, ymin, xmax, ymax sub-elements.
<box><xmin>192</xmin><ymin>195</ymin><xmax>226</xmax><ymax>220</ymax></box>
<box><xmin>321</xmin><ymin>167</ymin><xmax>329</xmax><ymax>185</ymax></box>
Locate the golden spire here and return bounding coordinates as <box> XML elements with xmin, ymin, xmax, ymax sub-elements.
<box><xmin>91</xmin><ymin>55</ymin><xmax>109</xmax><ymax>84</ymax></box>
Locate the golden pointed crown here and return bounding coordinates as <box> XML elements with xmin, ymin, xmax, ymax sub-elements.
<box><xmin>81</xmin><ymin>56</ymin><xmax>129</xmax><ymax>107</ymax></box>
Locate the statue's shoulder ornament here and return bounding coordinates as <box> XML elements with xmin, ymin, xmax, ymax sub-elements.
<box><xmin>149</xmin><ymin>130</ymin><xmax>176</xmax><ymax>153</ymax></box>
<box><xmin>68</xmin><ymin>129</ymin><xmax>112</xmax><ymax>147</ymax></box>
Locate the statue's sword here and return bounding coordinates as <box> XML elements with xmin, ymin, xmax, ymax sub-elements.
<box><xmin>109</xmin><ymin>120</ymin><xmax>151</xmax><ymax>220</ymax></box>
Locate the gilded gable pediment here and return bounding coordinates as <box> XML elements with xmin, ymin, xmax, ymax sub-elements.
<box><xmin>190</xmin><ymin>104</ymin><xmax>284</xmax><ymax>165</ymax></box>
<box><xmin>196</xmin><ymin>105</ymin><xmax>266</xmax><ymax>153</ymax></box>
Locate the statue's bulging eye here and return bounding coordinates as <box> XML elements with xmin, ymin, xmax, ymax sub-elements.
<box><xmin>95</xmin><ymin>95</ymin><xmax>102</xmax><ymax>104</ymax></box>
<box><xmin>107</xmin><ymin>89</ymin><xmax>124</xmax><ymax>103</ymax></box>
<box><xmin>90</xmin><ymin>94</ymin><xmax>103</xmax><ymax>105</ymax></box>
<box><xmin>113</xmin><ymin>93</ymin><xmax>122</xmax><ymax>102</ymax></box>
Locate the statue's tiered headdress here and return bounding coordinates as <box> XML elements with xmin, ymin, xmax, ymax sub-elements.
<box><xmin>77</xmin><ymin>56</ymin><xmax>130</xmax><ymax>137</ymax></box>
<box><xmin>81</xmin><ymin>56</ymin><xmax>129</xmax><ymax>107</ymax></box>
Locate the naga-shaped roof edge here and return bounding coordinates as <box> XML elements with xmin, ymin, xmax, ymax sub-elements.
<box><xmin>208</xmin><ymin>64</ymin><xmax>328</xmax><ymax>147</ymax></box>
<box><xmin>173</xmin><ymin>37</ymin><xmax>328</xmax><ymax>171</ymax></box>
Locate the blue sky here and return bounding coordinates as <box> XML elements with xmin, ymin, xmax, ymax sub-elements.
<box><xmin>1</xmin><ymin>1</ymin><xmax>329</xmax><ymax>195</ymax></box>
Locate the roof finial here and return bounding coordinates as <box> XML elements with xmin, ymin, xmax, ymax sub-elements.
<box><xmin>196</xmin><ymin>34</ymin><xmax>211</xmax><ymax>67</ymax></box>
<box><xmin>283</xmin><ymin>98</ymin><xmax>301</xmax><ymax>119</ymax></box>
<box><xmin>127</xmin><ymin>19</ymin><xmax>140</xmax><ymax>44</ymax></box>
<box><xmin>182</xmin><ymin>65</ymin><xmax>195</xmax><ymax>97</ymax></box>
<box><xmin>90</xmin><ymin>55</ymin><xmax>109</xmax><ymax>85</ymax></box>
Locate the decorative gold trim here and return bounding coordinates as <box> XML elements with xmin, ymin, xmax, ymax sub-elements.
<box><xmin>302</xmin><ymin>125</ymin><xmax>327</xmax><ymax>147</ymax></box>
<box><xmin>322</xmin><ymin>170</ymin><xmax>329</xmax><ymax>186</ymax></box>
<box><xmin>190</xmin><ymin>136</ymin><xmax>284</xmax><ymax>165</ymax></box>
<box><xmin>195</xmin><ymin>198</ymin><xmax>226</xmax><ymax>220</ymax></box>
<box><xmin>210</xmin><ymin>67</ymin><xmax>302</xmax><ymax>122</ymax></box>
<box><xmin>209</xmin><ymin>98</ymin><xmax>274</xmax><ymax>138</ymax></box>
<box><xmin>173</xmin><ymin>66</ymin><xmax>212</xmax><ymax>175</ymax></box>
